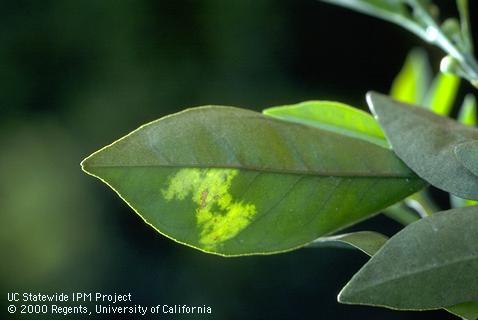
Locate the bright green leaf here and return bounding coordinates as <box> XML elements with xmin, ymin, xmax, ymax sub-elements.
<box><xmin>458</xmin><ymin>94</ymin><xmax>477</xmax><ymax>126</ymax></box>
<box><xmin>308</xmin><ymin>231</ymin><xmax>388</xmax><ymax>256</ymax></box>
<box><xmin>390</xmin><ymin>49</ymin><xmax>431</xmax><ymax>104</ymax></box>
<box><xmin>423</xmin><ymin>72</ymin><xmax>460</xmax><ymax>116</ymax></box>
<box><xmin>263</xmin><ymin>101</ymin><xmax>388</xmax><ymax>147</ymax></box>
<box><xmin>81</xmin><ymin>106</ymin><xmax>424</xmax><ymax>256</ymax></box>
<box><xmin>367</xmin><ymin>92</ymin><xmax>478</xmax><ymax>200</ymax></box>
<box><xmin>338</xmin><ymin>205</ymin><xmax>478</xmax><ymax>310</ymax></box>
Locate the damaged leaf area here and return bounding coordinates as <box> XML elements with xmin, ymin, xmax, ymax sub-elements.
<box><xmin>81</xmin><ymin>106</ymin><xmax>425</xmax><ymax>256</ymax></box>
<box><xmin>162</xmin><ymin>168</ymin><xmax>256</xmax><ymax>248</ymax></box>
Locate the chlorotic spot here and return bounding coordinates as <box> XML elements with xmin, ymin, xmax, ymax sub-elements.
<box><xmin>162</xmin><ymin>168</ymin><xmax>256</xmax><ymax>248</ymax></box>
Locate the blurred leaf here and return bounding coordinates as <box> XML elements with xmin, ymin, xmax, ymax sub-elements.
<box><xmin>456</xmin><ymin>0</ymin><xmax>473</xmax><ymax>52</ymax></box>
<box><xmin>263</xmin><ymin>101</ymin><xmax>388</xmax><ymax>147</ymax></box>
<box><xmin>308</xmin><ymin>231</ymin><xmax>388</xmax><ymax>256</ymax></box>
<box><xmin>423</xmin><ymin>72</ymin><xmax>460</xmax><ymax>116</ymax></box>
<box><xmin>82</xmin><ymin>106</ymin><xmax>424</xmax><ymax>256</ymax></box>
<box><xmin>390</xmin><ymin>49</ymin><xmax>431</xmax><ymax>104</ymax></box>
<box><xmin>458</xmin><ymin>94</ymin><xmax>477</xmax><ymax>126</ymax></box>
<box><xmin>0</xmin><ymin>122</ymin><xmax>105</xmax><ymax>288</ymax></box>
<box><xmin>319</xmin><ymin>0</ymin><xmax>415</xmax><ymax>31</ymax></box>
<box><xmin>368</xmin><ymin>92</ymin><xmax>478</xmax><ymax>200</ymax></box>
<box><xmin>382</xmin><ymin>203</ymin><xmax>419</xmax><ymax>225</ymax></box>
<box><xmin>448</xmin><ymin>301</ymin><xmax>478</xmax><ymax>320</ymax></box>
<box><xmin>338</xmin><ymin>205</ymin><xmax>478</xmax><ymax>310</ymax></box>
<box><xmin>450</xmin><ymin>195</ymin><xmax>478</xmax><ymax>209</ymax></box>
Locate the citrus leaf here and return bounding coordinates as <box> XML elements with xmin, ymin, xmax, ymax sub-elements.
<box><xmin>367</xmin><ymin>92</ymin><xmax>478</xmax><ymax>200</ymax></box>
<box><xmin>455</xmin><ymin>141</ymin><xmax>478</xmax><ymax>177</ymax></box>
<box><xmin>81</xmin><ymin>106</ymin><xmax>424</xmax><ymax>256</ymax></box>
<box><xmin>263</xmin><ymin>101</ymin><xmax>388</xmax><ymax>147</ymax></box>
<box><xmin>390</xmin><ymin>49</ymin><xmax>431</xmax><ymax>104</ymax></box>
<box><xmin>338</xmin><ymin>205</ymin><xmax>478</xmax><ymax>310</ymax></box>
<box><xmin>447</xmin><ymin>301</ymin><xmax>478</xmax><ymax>320</ymax></box>
<box><xmin>308</xmin><ymin>231</ymin><xmax>388</xmax><ymax>256</ymax></box>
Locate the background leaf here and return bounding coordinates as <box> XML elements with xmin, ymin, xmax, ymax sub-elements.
<box><xmin>82</xmin><ymin>106</ymin><xmax>424</xmax><ymax>256</ymax></box>
<box><xmin>367</xmin><ymin>92</ymin><xmax>478</xmax><ymax>199</ymax></box>
<box><xmin>338</xmin><ymin>205</ymin><xmax>478</xmax><ymax>310</ymax></box>
<box><xmin>423</xmin><ymin>72</ymin><xmax>461</xmax><ymax>116</ymax></box>
<box><xmin>390</xmin><ymin>48</ymin><xmax>431</xmax><ymax>104</ymax></box>
<box><xmin>447</xmin><ymin>301</ymin><xmax>478</xmax><ymax>320</ymax></box>
<box><xmin>263</xmin><ymin>101</ymin><xmax>388</xmax><ymax>147</ymax></box>
<box><xmin>458</xmin><ymin>94</ymin><xmax>478</xmax><ymax>126</ymax></box>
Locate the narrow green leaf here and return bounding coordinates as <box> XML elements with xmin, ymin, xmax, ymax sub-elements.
<box><xmin>263</xmin><ymin>101</ymin><xmax>388</xmax><ymax>147</ymax></box>
<box><xmin>319</xmin><ymin>0</ymin><xmax>422</xmax><ymax>36</ymax></box>
<box><xmin>308</xmin><ymin>231</ymin><xmax>388</xmax><ymax>256</ymax></box>
<box><xmin>367</xmin><ymin>92</ymin><xmax>478</xmax><ymax>200</ymax></box>
<box><xmin>382</xmin><ymin>203</ymin><xmax>419</xmax><ymax>225</ymax></box>
<box><xmin>447</xmin><ymin>301</ymin><xmax>478</xmax><ymax>320</ymax></box>
<box><xmin>390</xmin><ymin>49</ymin><xmax>431</xmax><ymax>104</ymax></box>
<box><xmin>81</xmin><ymin>106</ymin><xmax>424</xmax><ymax>256</ymax></box>
<box><xmin>423</xmin><ymin>72</ymin><xmax>460</xmax><ymax>116</ymax></box>
<box><xmin>458</xmin><ymin>94</ymin><xmax>477</xmax><ymax>126</ymax></box>
<box><xmin>456</xmin><ymin>0</ymin><xmax>473</xmax><ymax>52</ymax></box>
<box><xmin>320</xmin><ymin>0</ymin><xmax>408</xmax><ymax>20</ymax></box>
<box><xmin>450</xmin><ymin>194</ymin><xmax>478</xmax><ymax>209</ymax></box>
<box><xmin>338</xmin><ymin>205</ymin><xmax>478</xmax><ymax>310</ymax></box>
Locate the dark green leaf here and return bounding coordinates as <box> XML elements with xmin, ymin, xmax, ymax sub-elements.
<box><xmin>81</xmin><ymin>106</ymin><xmax>424</xmax><ymax>256</ymax></box>
<box><xmin>455</xmin><ymin>141</ymin><xmax>478</xmax><ymax>177</ymax></box>
<box><xmin>338</xmin><ymin>206</ymin><xmax>478</xmax><ymax>310</ymax></box>
<box><xmin>308</xmin><ymin>231</ymin><xmax>388</xmax><ymax>256</ymax></box>
<box><xmin>263</xmin><ymin>101</ymin><xmax>388</xmax><ymax>147</ymax></box>
<box><xmin>367</xmin><ymin>92</ymin><xmax>478</xmax><ymax>200</ymax></box>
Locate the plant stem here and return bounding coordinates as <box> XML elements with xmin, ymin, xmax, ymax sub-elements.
<box><xmin>409</xmin><ymin>0</ymin><xmax>478</xmax><ymax>88</ymax></box>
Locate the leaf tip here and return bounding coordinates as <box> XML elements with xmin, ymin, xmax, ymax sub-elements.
<box><xmin>80</xmin><ymin>154</ymin><xmax>95</xmax><ymax>175</ymax></box>
<box><xmin>337</xmin><ymin>284</ymin><xmax>355</xmax><ymax>305</ymax></box>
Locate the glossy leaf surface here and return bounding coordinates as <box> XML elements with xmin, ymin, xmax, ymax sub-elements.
<box><xmin>368</xmin><ymin>92</ymin><xmax>478</xmax><ymax>199</ymax></box>
<box><xmin>82</xmin><ymin>106</ymin><xmax>424</xmax><ymax>256</ymax></box>
<box><xmin>339</xmin><ymin>206</ymin><xmax>478</xmax><ymax>310</ymax></box>
<box><xmin>263</xmin><ymin>101</ymin><xmax>388</xmax><ymax>147</ymax></box>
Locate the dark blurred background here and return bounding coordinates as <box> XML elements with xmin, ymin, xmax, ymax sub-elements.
<box><xmin>1</xmin><ymin>1</ymin><xmax>477</xmax><ymax>319</ymax></box>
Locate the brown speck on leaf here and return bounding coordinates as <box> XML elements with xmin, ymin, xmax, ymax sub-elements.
<box><xmin>200</xmin><ymin>190</ymin><xmax>208</xmax><ymax>208</ymax></box>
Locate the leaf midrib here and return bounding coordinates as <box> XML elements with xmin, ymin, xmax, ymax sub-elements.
<box><xmin>82</xmin><ymin>163</ymin><xmax>419</xmax><ymax>179</ymax></box>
